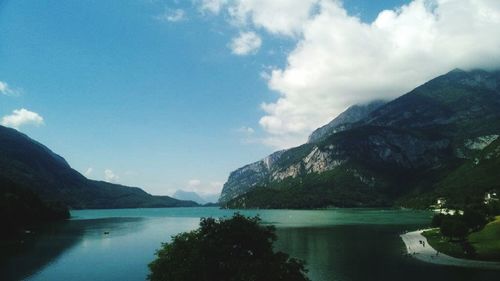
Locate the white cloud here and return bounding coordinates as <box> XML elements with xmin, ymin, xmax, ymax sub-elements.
<box><xmin>156</xmin><ymin>8</ymin><xmax>186</xmax><ymax>22</ymax></box>
<box><xmin>196</xmin><ymin>0</ymin><xmax>500</xmax><ymax>148</ymax></box>
<box><xmin>199</xmin><ymin>0</ymin><xmax>228</xmax><ymax>14</ymax></box>
<box><xmin>229</xmin><ymin>31</ymin><xmax>262</xmax><ymax>55</ymax></box>
<box><xmin>1</xmin><ymin>108</ymin><xmax>44</xmax><ymax>129</ymax></box>
<box><xmin>214</xmin><ymin>0</ymin><xmax>500</xmax><ymax>149</ymax></box>
<box><xmin>0</xmin><ymin>81</ymin><xmax>21</xmax><ymax>96</ymax></box>
<box><xmin>104</xmin><ymin>169</ymin><xmax>119</xmax><ymax>183</ymax></box>
<box><xmin>187</xmin><ymin>179</ymin><xmax>201</xmax><ymax>187</ymax></box>
<box><xmin>0</xmin><ymin>81</ymin><xmax>10</xmax><ymax>95</ymax></box>
<box><xmin>183</xmin><ymin>179</ymin><xmax>223</xmax><ymax>195</ymax></box>
<box><xmin>227</xmin><ymin>0</ymin><xmax>319</xmax><ymax>36</ymax></box>
<box><xmin>84</xmin><ymin>167</ymin><xmax>93</xmax><ymax>177</ymax></box>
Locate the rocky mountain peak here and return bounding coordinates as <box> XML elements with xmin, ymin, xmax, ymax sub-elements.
<box><xmin>219</xmin><ymin>69</ymin><xmax>500</xmax><ymax>208</ymax></box>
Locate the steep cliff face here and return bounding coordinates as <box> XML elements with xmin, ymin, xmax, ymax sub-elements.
<box><xmin>219</xmin><ymin>69</ymin><xmax>500</xmax><ymax>208</ymax></box>
<box><xmin>219</xmin><ymin>150</ymin><xmax>284</xmax><ymax>203</ymax></box>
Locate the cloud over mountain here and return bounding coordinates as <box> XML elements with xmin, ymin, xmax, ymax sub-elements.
<box><xmin>202</xmin><ymin>0</ymin><xmax>500</xmax><ymax>148</ymax></box>
<box><xmin>104</xmin><ymin>169</ymin><xmax>119</xmax><ymax>183</ymax></box>
<box><xmin>1</xmin><ymin>108</ymin><xmax>44</xmax><ymax>129</ymax></box>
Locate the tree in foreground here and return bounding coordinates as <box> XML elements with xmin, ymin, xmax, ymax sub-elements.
<box><xmin>148</xmin><ymin>213</ymin><xmax>310</xmax><ymax>281</ymax></box>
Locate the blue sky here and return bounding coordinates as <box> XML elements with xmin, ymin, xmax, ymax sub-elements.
<box><xmin>1</xmin><ymin>0</ymin><xmax>498</xmax><ymax>196</ymax></box>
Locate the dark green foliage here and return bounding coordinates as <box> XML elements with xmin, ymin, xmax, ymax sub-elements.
<box><xmin>487</xmin><ymin>201</ymin><xmax>500</xmax><ymax>216</ymax></box>
<box><xmin>440</xmin><ymin>217</ymin><xmax>468</xmax><ymax>241</ymax></box>
<box><xmin>148</xmin><ymin>214</ymin><xmax>310</xmax><ymax>281</ymax></box>
<box><xmin>431</xmin><ymin>214</ymin><xmax>478</xmax><ymax>257</ymax></box>
<box><xmin>454</xmin><ymin>221</ymin><xmax>469</xmax><ymax>241</ymax></box>
<box><xmin>432</xmin><ymin>139</ymin><xmax>500</xmax><ymax>207</ymax></box>
<box><xmin>0</xmin><ymin>179</ymin><xmax>69</xmax><ymax>238</ymax></box>
<box><xmin>462</xmin><ymin>208</ymin><xmax>488</xmax><ymax>231</ymax></box>
<box><xmin>225</xmin><ymin>167</ymin><xmax>391</xmax><ymax>209</ymax></box>
<box><xmin>431</xmin><ymin>214</ymin><xmax>446</xmax><ymax>228</ymax></box>
<box><xmin>431</xmin><ymin>205</ymin><xmax>490</xmax><ymax>239</ymax></box>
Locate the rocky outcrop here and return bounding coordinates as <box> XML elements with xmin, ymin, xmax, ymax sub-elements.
<box><xmin>465</xmin><ymin>135</ymin><xmax>499</xmax><ymax>150</ymax></box>
<box><xmin>218</xmin><ymin>150</ymin><xmax>287</xmax><ymax>202</ymax></box>
<box><xmin>218</xmin><ymin>160</ymin><xmax>269</xmax><ymax>203</ymax></box>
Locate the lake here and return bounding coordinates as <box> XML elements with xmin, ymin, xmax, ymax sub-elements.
<box><xmin>1</xmin><ymin>207</ymin><xmax>499</xmax><ymax>281</ymax></box>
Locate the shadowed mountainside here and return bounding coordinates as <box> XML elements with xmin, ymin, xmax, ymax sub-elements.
<box><xmin>0</xmin><ymin>125</ymin><xmax>197</xmax><ymax>209</ymax></box>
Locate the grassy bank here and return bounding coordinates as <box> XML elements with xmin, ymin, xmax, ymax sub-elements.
<box><xmin>423</xmin><ymin>216</ymin><xmax>500</xmax><ymax>261</ymax></box>
<box><xmin>468</xmin><ymin>216</ymin><xmax>500</xmax><ymax>260</ymax></box>
<box><xmin>422</xmin><ymin>229</ymin><xmax>468</xmax><ymax>259</ymax></box>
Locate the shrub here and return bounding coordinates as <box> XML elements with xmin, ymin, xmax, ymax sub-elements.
<box><xmin>440</xmin><ymin>218</ymin><xmax>468</xmax><ymax>241</ymax></box>
<box><xmin>148</xmin><ymin>214</ymin><xmax>310</xmax><ymax>281</ymax></box>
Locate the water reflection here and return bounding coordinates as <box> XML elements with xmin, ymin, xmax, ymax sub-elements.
<box><xmin>275</xmin><ymin>225</ymin><xmax>499</xmax><ymax>281</ymax></box>
<box><xmin>0</xmin><ymin>218</ymin><xmax>147</xmax><ymax>281</ymax></box>
<box><xmin>1</xmin><ymin>221</ymin><xmax>80</xmax><ymax>281</ymax></box>
<box><xmin>1</xmin><ymin>209</ymin><xmax>499</xmax><ymax>281</ymax></box>
<box><xmin>21</xmin><ymin>217</ymin><xmax>197</xmax><ymax>281</ymax></box>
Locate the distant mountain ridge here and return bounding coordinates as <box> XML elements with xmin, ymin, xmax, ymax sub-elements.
<box><xmin>173</xmin><ymin>190</ymin><xmax>221</xmax><ymax>204</ymax></box>
<box><xmin>173</xmin><ymin>190</ymin><xmax>207</xmax><ymax>204</ymax></box>
<box><xmin>220</xmin><ymin>69</ymin><xmax>500</xmax><ymax>208</ymax></box>
<box><xmin>0</xmin><ymin>126</ymin><xmax>197</xmax><ymax>209</ymax></box>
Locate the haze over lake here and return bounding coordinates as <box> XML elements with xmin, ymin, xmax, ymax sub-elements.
<box><xmin>1</xmin><ymin>208</ymin><xmax>499</xmax><ymax>281</ymax></box>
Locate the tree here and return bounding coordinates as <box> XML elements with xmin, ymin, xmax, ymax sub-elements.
<box><xmin>462</xmin><ymin>208</ymin><xmax>487</xmax><ymax>231</ymax></box>
<box><xmin>148</xmin><ymin>214</ymin><xmax>310</xmax><ymax>281</ymax></box>
<box><xmin>440</xmin><ymin>217</ymin><xmax>468</xmax><ymax>241</ymax></box>
<box><xmin>440</xmin><ymin>218</ymin><xmax>453</xmax><ymax>239</ymax></box>
<box><xmin>452</xmin><ymin>220</ymin><xmax>469</xmax><ymax>240</ymax></box>
<box><xmin>431</xmin><ymin>213</ymin><xmax>446</xmax><ymax>227</ymax></box>
<box><xmin>488</xmin><ymin>200</ymin><xmax>500</xmax><ymax>216</ymax></box>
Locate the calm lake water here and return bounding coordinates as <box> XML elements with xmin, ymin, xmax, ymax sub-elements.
<box><xmin>1</xmin><ymin>207</ymin><xmax>499</xmax><ymax>281</ymax></box>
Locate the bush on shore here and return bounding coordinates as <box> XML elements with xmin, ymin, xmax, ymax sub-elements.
<box><xmin>148</xmin><ymin>214</ymin><xmax>310</xmax><ymax>281</ymax></box>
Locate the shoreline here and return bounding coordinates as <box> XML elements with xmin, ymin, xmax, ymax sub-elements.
<box><xmin>400</xmin><ymin>229</ymin><xmax>500</xmax><ymax>270</ymax></box>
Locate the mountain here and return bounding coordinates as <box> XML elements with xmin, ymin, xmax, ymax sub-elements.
<box><xmin>218</xmin><ymin>150</ymin><xmax>284</xmax><ymax>203</ymax></box>
<box><xmin>431</xmin><ymin>137</ymin><xmax>500</xmax><ymax>206</ymax></box>
<box><xmin>220</xmin><ymin>69</ymin><xmax>500</xmax><ymax>209</ymax></box>
<box><xmin>173</xmin><ymin>190</ymin><xmax>221</xmax><ymax>205</ymax></box>
<box><xmin>173</xmin><ymin>190</ymin><xmax>207</xmax><ymax>204</ymax></box>
<box><xmin>308</xmin><ymin>100</ymin><xmax>387</xmax><ymax>143</ymax></box>
<box><xmin>0</xmin><ymin>125</ymin><xmax>198</xmax><ymax>209</ymax></box>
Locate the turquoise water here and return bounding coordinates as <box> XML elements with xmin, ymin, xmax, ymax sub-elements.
<box><xmin>1</xmin><ymin>207</ymin><xmax>498</xmax><ymax>281</ymax></box>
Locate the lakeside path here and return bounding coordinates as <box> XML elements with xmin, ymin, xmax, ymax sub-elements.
<box><xmin>400</xmin><ymin>229</ymin><xmax>500</xmax><ymax>270</ymax></box>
